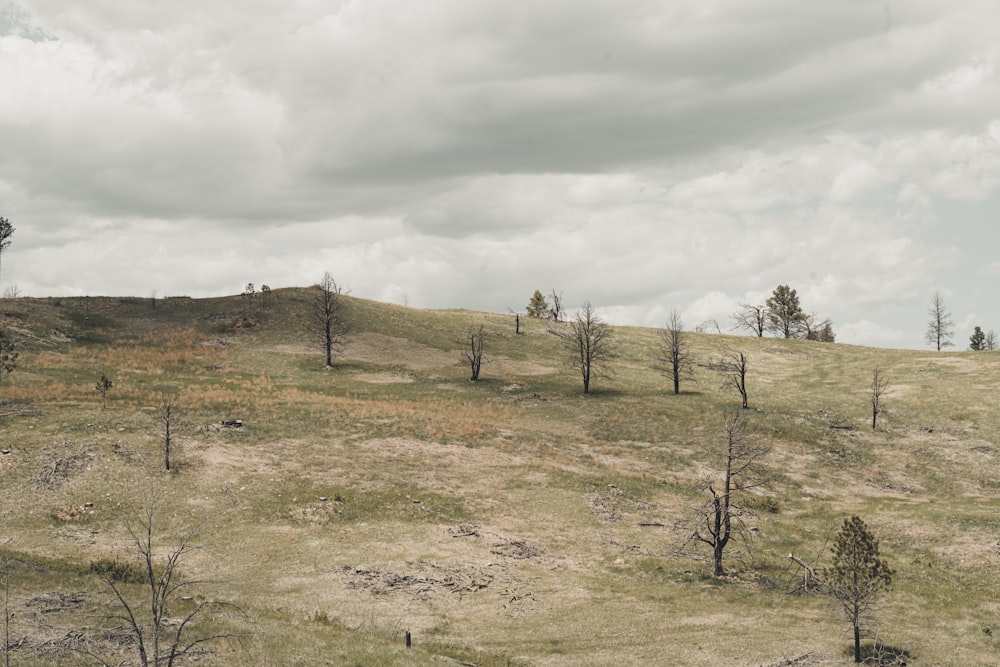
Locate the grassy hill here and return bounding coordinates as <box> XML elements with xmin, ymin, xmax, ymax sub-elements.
<box><xmin>1</xmin><ymin>289</ymin><xmax>999</xmax><ymax>665</ymax></box>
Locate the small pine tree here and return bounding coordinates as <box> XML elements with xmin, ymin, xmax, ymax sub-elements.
<box><xmin>96</xmin><ymin>373</ymin><xmax>113</xmax><ymax>409</ymax></box>
<box><xmin>970</xmin><ymin>326</ymin><xmax>986</xmax><ymax>351</ymax></box>
<box><xmin>828</xmin><ymin>516</ymin><xmax>894</xmax><ymax>663</ymax></box>
<box><xmin>526</xmin><ymin>290</ymin><xmax>549</xmax><ymax>318</ymax></box>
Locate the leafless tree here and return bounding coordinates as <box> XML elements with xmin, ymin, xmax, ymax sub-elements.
<box><xmin>657</xmin><ymin>308</ymin><xmax>694</xmax><ymax>395</ymax></box>
<box><xmin>311</xmin><ymin>272</ymin><xmax>351</xmax><ymax>369</ymax></box>
<box><xmin>461</xmin><ymin>325</ymin><xmax>488</xmax><ymax>381</ymax></box>
<box><xmin>683</xmin><ymin>411</ymin><xmax>770</xmax><ymax>576</ymax></box>
<box><xmin>100</xmin><ymin>500</ymin><xmax>248</xmax><ymax>667</ymax></box>
<box><xmin>870</xmin><ymin>367</ymin><xmax>888</xmax><ymax>431</ymax></box>
<box><xmin>566</xmin><ymin>301</ymin><xmax>614</xmax><ymax>394</ymax></box>
<box><xmin>241</xmin><ymin>283</ymin><xmax>255</xmax><ymax>316</ymax></box>
<box><xmin>731</xmin><ymin>302</ymin><xmax>766</xmax><ymax>338</ymax></box>
<box><xmin>925</xmin><ymin>291</ymin><xmax>954</xmax><ymax>351</ymax></box>
<box><xmin>0</xmin><ymin>216</ymin><xmax>13</xmax><ymax>295</ymax></box>
<box><xmin>986</xmin><ymin>329</ymin><xmax>998</xmax><ymax>351</ymax></box>
<box><xmin>156</xmin><ymin>392</ymin><xmax>180</xmax><ymax>472</ymax></box>
<box><xmin>803</xmin><ymin>314</ymin><xmax>835</xmax><ymax>343</ymax></box>
<box><xmin>548</xmin><ymin>289</ymin><xmax>564</xmax><ymax>322</ymax></box>
<box><xmin>3</xmin><ymin>576</ymin><xmax>10</xmax><ymax>667</ymax></box>
<box><xmin>710</xmin><ymin>349</ymin><xmax>749</xmax><ymax>409</ymax></box>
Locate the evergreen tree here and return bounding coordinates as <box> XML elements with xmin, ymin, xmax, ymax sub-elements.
<box><xmin>828</xmin><ymin>516</ymin><xmax>894</xmax><ymax>663</ymax></box>
<box><xmin>526</xmin><ymin>290</ymin><xmax>549</xmax><ymax>318</ymax></box>
<box><xmin>765</xmin><ymin>285</ymin><xmax>806</xmax><ymax>338</ymax></box>
<box><xmin>970</xmin><ymin>326</ymin><xmax>986</xmax><ymax>351</ymax></box>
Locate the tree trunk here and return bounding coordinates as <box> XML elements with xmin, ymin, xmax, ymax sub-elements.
<box><xmin>853</xmin><ymin>623</ymin><xmax>861</xmax><ymax>663</ymax></box>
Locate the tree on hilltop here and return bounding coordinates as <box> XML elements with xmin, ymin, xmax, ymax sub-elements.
<box><xmin>766</xmin><ymin>284</ymin><xmax>806</xmax><ymax>339</ymax></box>
<box><xmin>0</xmin><ymin>216</ymin><xmax>13</xmax><ymax>294</ymax></box>
<box><xmin>925</xmin><ymin>292</ymin><xmax>954</xmax><ymax>351</ymax></box>
<box><xmin>731</xmin><ymin>302</ymin><xmax>767</xmax><ymax>338</ymax></box>
<box><xmin>311</xmin><ymin>272</ymin><xmax>351</xmax><ymax>369</ymax></box>
<box><xmin>970</xmin><ymin>326</ymin><xmax>985</xmax><ymax>351</ymax></box>
<box><xmin>526</xmin><ymin>290</ymin><xmax>549</xmax><ymax>319</ymax></box>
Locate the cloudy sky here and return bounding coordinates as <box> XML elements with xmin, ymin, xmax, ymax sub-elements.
<box><xmin>2</xmin><ymin>1</ymin><xmax>999</xmax><ymax>349</ymax></box>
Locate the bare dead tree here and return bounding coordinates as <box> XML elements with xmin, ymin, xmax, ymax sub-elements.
<box><xmin>566</xmin><ymin>301</ymin><xmax>614</xmax><ymax>394</ymax></box>
<box><xmin>803</xmin><ymin>314</ymin><xmax>835</xmax><ymax>343</ymax></box>
<box><xmin>987</xmin><ymin>329</ymin><xmax>999</xmax><ymax>351</ymax></box>
<box><xmin>682</xmin><ymin>411</ymin><xmax>770</xmax><ymax>576</ymax></box>
<box><xmin>3</xmin><ymin>576</ymin><xmax>10</xmax><ymax>667</ymax></box>
<box><xmin>156</xmin><ymin>392</ymin><xmax>180</xmax><ymax>472</ymax></box>
<box><xmin>241</xmin><ymin>283</ymin><xmax>255</xmax><ymax>317</ymax></box>
<box><xmin>0</xmin><ymin>216</ymin><xmax>13</xmax><ymax>295</ymax></box>
<box><xmin>657</xmin><ymin>307</ymin><xmax>694</xmax><ymax>395</ymax></box>
<box><xmin>870</xmin><ymin>366</ymin><xmax>888</xmax><ymax>430</ymax></box>
<box><xmin>461</xmin><ymin>325</ymin><xmax>488</xmax><ymax>381</ymax></box>
<box><xmin>709</xmin><ymin>349</ymin><xmax>749</xmax><ymax>409</ymax></box>
<box><xmin>731</xmin><ymin>302</ymin><xmax>766</xmax><ymax>338</ymax></box>
<box><xmin>925</xmin><ymin>291</ymin><xmax>954</xmax><ymax>351</ymax></box>
<box><xmin>311</xmin><ymin>272</ymin><xmax>351</xmax><ymax>369</ymax></box>
<box><xmin>101</xmin><ymin>500</ymin><xmax>249</xmax><ymax>667</ymax></box>
<box><xmin>548</xmin><ymin>289</ymin><xmax>564</xmax><ymax>322</ymax></box>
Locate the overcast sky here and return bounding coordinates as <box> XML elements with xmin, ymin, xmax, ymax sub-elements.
<box><xmin>2</xmin><ymin>1</ymin><xmax>999</xmax><ymax>349</ymax></box>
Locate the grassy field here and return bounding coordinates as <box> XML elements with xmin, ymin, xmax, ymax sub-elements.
<box><xmin>1</xmin><ymin>289</ymin><xmax>999</xmax><ymax>665</ymax></box>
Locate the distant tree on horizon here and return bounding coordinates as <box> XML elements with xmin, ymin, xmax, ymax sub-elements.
<box><xmin>526</xmin><ymin>290</ymin><xmax>549</xmax><ymax>319</ymax></box>
<box><xmin>0</xmin><ymin>216</ymin><xmax>14</xmax><ymax>295</ymax></box>
<box><xmin>311</xmin><ymin>272</ymin><xmax>351</xmax><ymax>369</ymax></box>
<box><xmin>766</xmin><ymin>285</ymin><xmax>806</xmax><ymax>339</ymax></box>
<box><xmin>731</xmin><ymin>302</ymin><xmax>767</xmax><ymax>337</ymax></box>
<box><xmin>925</xmin><ymin>292</ymin><xmax>954</xmax><ymax>351</ymax></box>
<box><xmin>969</xmin><ymin>326</ymin><xmax>986</xmax><ymax>351</ymax></box>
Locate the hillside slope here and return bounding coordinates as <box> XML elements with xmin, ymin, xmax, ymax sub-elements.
<box><xmin>1</xmin><ymin>290</ymin><xmax>999</xmax><ymax>665</ymax></box>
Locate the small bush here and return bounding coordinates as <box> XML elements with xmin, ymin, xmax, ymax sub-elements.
<box><xmin>89</xmin><ymin>558</ymin><xmax>146</xmax><ymax>584</ymax></box>
<box><xmin>744</xmin><ymin>495</ymin><xmax>780</xmax><ymax>514</ymax></box>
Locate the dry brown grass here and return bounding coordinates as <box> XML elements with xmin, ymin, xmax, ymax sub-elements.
<box><xmin>2</xmin><ymin>293</ymin><xmax>1000</xmax><ymax>665</ymax></box>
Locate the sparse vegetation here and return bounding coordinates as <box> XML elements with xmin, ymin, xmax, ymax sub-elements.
<box><xmin>0</xmin><ymin>288</ymin><xmax>997</xmax><ymax>665</ymax></box>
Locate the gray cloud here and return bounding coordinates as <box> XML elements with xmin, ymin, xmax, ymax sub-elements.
<box><xmin>2</xmin><ymin>1</ymin><xmax>999</xmax><ymax>347</ymax></box>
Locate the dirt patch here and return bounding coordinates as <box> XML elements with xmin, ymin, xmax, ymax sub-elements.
<box><xmin>490</xmin><ymin>538</ymin><xmax>542</xmax><ymax>560</ymax></box>
<box><xmin>590</xmin><ymin>485</ymin><xmax>665</xmax><ymax>526</ymax></box>
<box><xmin>340</xmin><ymin>561</ymin><xmax>496</xmax><ymax>599</ymax></box>
<box><xmin>355</xmin><ymin>371</ymin><xmax>415</xmax><ymax>384</ymax></box>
